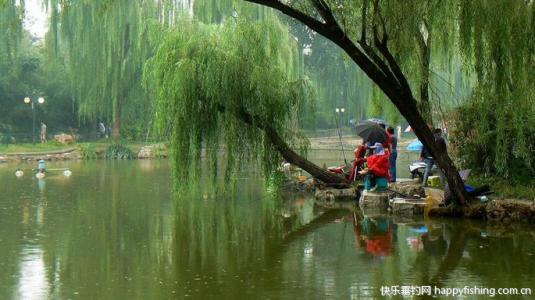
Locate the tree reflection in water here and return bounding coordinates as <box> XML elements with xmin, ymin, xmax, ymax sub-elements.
<box><xmin>1</xmin><ymin>161</ymin><xmax>535</xmax><ymax>299</ymax></box>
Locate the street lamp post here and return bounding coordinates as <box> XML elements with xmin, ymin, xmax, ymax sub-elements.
<box><xmin>24</xmin><ymin>96</ymin><xmax>45</xmax><ymax>144</ymax></box>
<box><xmin>335</xmin><ymin>107</ymin><xmax>348</xmax><ymax>165</ymax></box>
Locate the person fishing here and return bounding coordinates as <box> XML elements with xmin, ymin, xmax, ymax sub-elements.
<box><xmin>348</xmin><ymin>140</ymin><xmax>368</xmax><ymax>182</ymax></box>
<box><xmin>38</xmin><ymin>159</ymin><xmax>47</xmax><ymax>173</ymax></box>
<box><xmin>359</xmin><ymin>143</ymin><xmax>390</xmax><ymax>191</ymax></box>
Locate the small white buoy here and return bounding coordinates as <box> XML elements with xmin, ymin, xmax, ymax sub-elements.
<box><xmin>15</xmin><ymin>170</ymin><xmax>24</xmax><ymax>177</ymax></box>
<box><xmin>63</xmin><ymin>169</ymin><xmax>72</xmax><ymax>177</ymax></box>
<box><xmin>35</xmin><ymin>172</ymin><xmax>45</xmax><ymax>179</ymax></box>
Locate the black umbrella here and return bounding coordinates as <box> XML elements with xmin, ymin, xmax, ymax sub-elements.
<box><xmin>355</xmin><ymin>120</ymin><xmax>387</xmax><ymax>144</ymax></box>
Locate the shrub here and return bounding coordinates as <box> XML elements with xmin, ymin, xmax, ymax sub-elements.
<box><xmin>79</xmin><ymin>143</ymin><xmax>97</xmax><ymax>159</ymax></box>
<box><xmin>450</xmin><ymin>98</ymin><xmax>535</xmax><ymax>181</ymax></box>
<box><xmin>105</xmin><ymin>143</ymin><xmax>134</xmax><ymax>159</ymax></box>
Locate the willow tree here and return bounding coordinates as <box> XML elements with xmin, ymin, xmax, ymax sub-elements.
<box><xmin>300</xmin><ymin>32</ymin><xmax>373</xmax><ymax>128</ymax></box>
<box><xmin>450</xmin><ymin>0</ymin><xmax>535</xmax><ymax>178</ymax></box>
<box><xmin>0</xmin><ymin>0</ymin><xmax>23</xmax><ymax>64</ymax></box>
<box><xmin>244</xmin><ymin>0</ymin><xmax>470</xmax><ymax>204</ymax></box>
<box><xmin>45</xmin><ymin>0</ymin><xmax>158</xmax><ymax>139</ymax></box>
<box><xmin>0</xmin><ymin>0</ymin><xmax>24</xmax><ymax>130</ymax></box>
<box><xmin>145</xmin><ymin>17</ymin><xmax>346</xmax><ymax>185</ymax></box>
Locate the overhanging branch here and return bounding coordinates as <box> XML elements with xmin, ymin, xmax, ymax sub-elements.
<box><xmin>245</xmin><ymin>0</ymin><xmax>331</xmax><ymax>37</ymax></box>
<box><xmin>371</xmin><ymin>0</ymin><xmax>412</xmax><ymax>94</ymax></box>
<box><xmin>309</xmin><ymin>0</ymin><xmax>338</xmax><ymax>26</ymax></box>
<box><xmin>245</xmin><ymin>0</ymin><xmax>392</xmax><ymax>92</ymax></box>
<box><xmin>217</xmin><ymin>102</ymin><xmax>349</xmax><ymax>186</ymax></box>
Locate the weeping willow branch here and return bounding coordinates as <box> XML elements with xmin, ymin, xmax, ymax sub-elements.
<box><xmin>146</xmin><ymin>17</ymin><xmax>348</xmax><ymax>186</ymax></box>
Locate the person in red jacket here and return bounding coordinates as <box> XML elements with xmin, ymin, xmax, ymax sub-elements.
<box><xmin>359</xmin><ymin>142</ymin><xmax>391</xmax><ymax>190</ymax></box>
<box><xmin>348</xmin><ymin>140</ymin><xmax>368</xmax><ymax>182</ymax></box>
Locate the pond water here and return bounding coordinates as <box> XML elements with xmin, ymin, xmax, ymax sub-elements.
<box><xmin>1</xmin><ymin>160</ymin><xmax>534</xmax><ymax>299</ymax></box>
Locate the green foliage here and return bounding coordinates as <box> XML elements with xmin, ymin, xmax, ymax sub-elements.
<box><xmin>145</xmin><ymin>16</ymin><xmax>312</xmax><ymax>183</ymax></box>
<box><xmin>301</xmin><ymin>33</ymin><xmax>372</xmax><ymax>128</ymax></box>
<box><xmin>450</xmin><ymin>0</ymin><xmax>535</xmax><ymax>178</ymax></box>
<box><xmin>0</xmin><ymin>0</ymin><xmax>23</xmax><ymax>63</ymax></box>
<box><xmin>0</xmin><ymin>133</ymin><xmax>10</xmax><ymax>146</ymax></box>
<box><xmin>0</xmin><ymin>25</ymin><xmax>78</xmax><ymax>136</ymax></box>
<box><xmin>0</xmin><ymin>142</ymin><xmax>70</xmax><ymax>153</ymax></box>
<box><xmin>44</xmin><ymin>0</ymin><xmax>159</xmax><ymax>139</ymax></box>
<box><xmin>450</xmin><ymin>96</ymin><xmax>535</xmax><ymax>180</ymax></box>
<box><xmin>151</xmin><ymin>143</ymin><xmax>167</xmax><ymax>159</ymax></box>
<box><xmin>78</xmin><ymin>143</ymin><xmax>97</xmax><ymax>160</ymax></box>
<box><xmin>105</xmin><ymin>142</ymin><xmax>134</xmax><ymax>159</ymax></box>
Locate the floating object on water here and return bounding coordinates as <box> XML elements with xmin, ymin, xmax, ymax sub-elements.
<box><xmin>63</xmin><ymin>169</ymin><xmax>72</xmax><ymax>177</ymax></box>
<box><xmin>35</xmin><ymin>172</ymin><xmax>45</xmax><ymax>179</ymax></box>
<box><xmin>15</xmin><ymin>170</ymin><xmax>24</xmax><ymax>177</ymax></box>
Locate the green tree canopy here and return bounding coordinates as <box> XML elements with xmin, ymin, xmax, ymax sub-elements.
<box><xmin>145</xmin><ymin>17</ymin><xmax>312</xmax><ymax>183</ymax></box>
<box><xmin>451</xmin><ymin>0</ymin><xmax>535</xmax><ymax>178</ymax></box>
<box><xmin>44</xmin><ymin>0</ymin><xmax>159</xmax><ymax>139</ymax></box>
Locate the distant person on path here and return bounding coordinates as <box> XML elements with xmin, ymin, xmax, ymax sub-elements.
<box><xmin>387</xmin><ymin>126</ymin><xmax>397</xmax><ymax>182</ymax></box>
<box><xmin>40</xmin><ymin>122</ymin><xmax>47</xmax><ymax>143</ymax></box>
<box><xmin>98</xmin><ymin>121</ymin><xmax>106</xmax><ymax>139</ymax></box>
<box><xmin>420</xmin><ymin>128</ymin><xmax>447</xmax><ymax>187</ymax></box>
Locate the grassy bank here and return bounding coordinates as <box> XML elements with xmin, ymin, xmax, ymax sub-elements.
<box><xmin>0</xmin><ymin>142</ymin><xmax>72</xmax><ymax>154</ymax></box>
<box><xmin>0</xmin><ymin>140</ymin><xmax>157</xmax><ymax>155</ymax></box>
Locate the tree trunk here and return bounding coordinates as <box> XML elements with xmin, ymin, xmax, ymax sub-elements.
<box><xmin>112</xmin><ymin>97</ymin><xmax>122</xmax><ymax>139</ymax></box>
<box><xmin>417</xmin><ymin>29</ymin><xmax>432</xmax><ymax>122</ymax></box>
<box><xmin>231</xmin><ymin>106</ymin><xmax>349</xmax><ymax>187</ymax></box>
<box><xmin>263</xmin><ymin>124</ymin><xmax>349</xmax><ymax>187</ymax></box>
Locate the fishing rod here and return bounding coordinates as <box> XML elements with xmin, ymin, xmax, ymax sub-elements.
<box><xmin>334</xmin><ymin>109</ymin><xmax>348</xmax><ymax>166</ymax></box>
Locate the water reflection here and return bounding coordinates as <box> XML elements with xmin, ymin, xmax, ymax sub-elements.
<box><xmin>353</xmin><ymin>214</ymin><xmax>395</xmax><ymax>257</ymax></box>
<box><xmin>0</xmin><ymin>160</ymin><xmax>534</xmax><ymax>299</ymax></box>
<box><xmin>17</xmin><ymin>246</ymin><xmax>48</xmax><ymax>300</ymax></box>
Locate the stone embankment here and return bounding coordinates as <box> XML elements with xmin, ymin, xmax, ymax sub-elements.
<box><xmin>0</xmin><ymin>144</ymin><xmax>167</xmax><ymax>163</ymax></box>
<box><xmin>0</xmin><ymin>148</ymin><xmax>80</xmax><ymax>163</ymax></box>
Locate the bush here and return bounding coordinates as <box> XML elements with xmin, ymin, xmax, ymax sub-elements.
<box><xmin>105</xmin><ymin>143</ymin><xmax>134</xmax><ymax>159</ymax></box>
<box><xmin>450</xmin><ymin>98</ymin><xmax>535</xmax><ymax>181</ymax></box>
<box><xmin>79</xmin><ymin>143</ymin><xmax>97</xmax><ymax>159</ymax></box>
